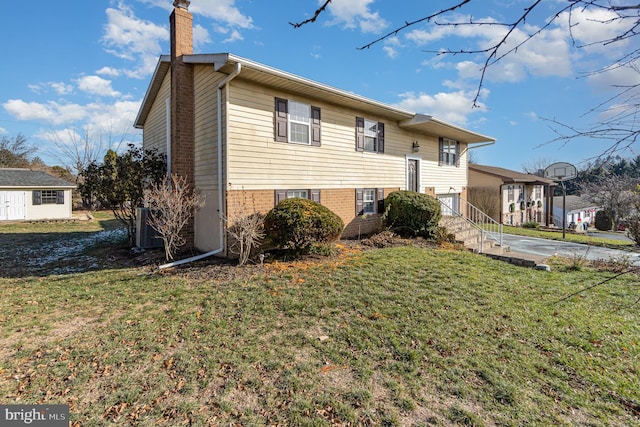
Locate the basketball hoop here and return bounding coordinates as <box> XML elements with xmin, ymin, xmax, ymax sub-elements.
<box><xmin>544</xmin><ymin>162</ymin><xmax>577</xmax><ymax>239</ymax></box>
<box><xmin>544</xmin><ymin>162</ymin><xmax>577</xmax><ymax>182</ymax></box>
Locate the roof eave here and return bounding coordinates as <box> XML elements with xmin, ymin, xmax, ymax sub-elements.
<box><xmin>134</xmin><ymin>55</ymin><xmax>171</xmax><ymax>129</ymax></box>
<box><xmin>399</xmin><ymin>114</ymin><xmax>495</xmax><ymax>145</ymax></box>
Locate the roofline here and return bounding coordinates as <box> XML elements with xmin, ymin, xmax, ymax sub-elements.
<box><xmin>135</xmin><ymin>53</ymin><xmax>496</xmax><ymax>144</ymax></box>
<box><xmin>0</xmin><ymin>185</ymin><xmax>76</xmax><ymax>189</ymax></box>
<box><xmin>469</xmin><ymin>164</ymin><xmax>555</xmax><ymax>185</ymax></box>
<box><xmin>134</xmin><ymin>55</ymin><xmax>171</xmax><ymax>129</ymax></box>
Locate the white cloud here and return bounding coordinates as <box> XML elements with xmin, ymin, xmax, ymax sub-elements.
<box><xmin>556</xmin><ymin>7</ymin><xmax>633</xmax><ymax>56</ymax></box>
<box><xmin>586</xmin><ymin>60</ymin><xmax>640</xmax><ymax>93</ymax></box>
<box><xmin>393</xmin><ymin>89</ymin><xmax>489</xmax><ymax>125</ymax></box>
<box><xmin>28</xmin><ymin>82</ymin><xmax>74</xmax><ymax>96</ymax></box>
<box><xmin>324</xmin><ymin>0</ymin><xmax>389</xmax><ymax>34</ymax></box>
<box><xmin>75</xmin><ymin>76</ymin><xmax>121</xmax><ymax>97</ymax></box>
<box><xmin>193</xmin><ymin>24</ymin><xmax>211</xmax><ymax>48</ymax></box>
<box><xmin>102</xmin><ymin>2</ymin><xmax>168</xmax><ymax>78</ymax></box>
<box><xmin>383</xmin><ymin>36</ymin><xmax>402</xmax><ymax>58</ymax></box>
<box><xmin>191</xmin><ymin>0</ymin><xmax>253</xmax><ymax>29</ymax></box>
<box><xmin>407</xmin><ymin>14</ymin><xmax>575</xmax><ymax>84</ymax></box>
<box><xmin>3</xmin><ymin>98</ymin><xmax>141</xmax><ymax>133</ymax></box>
<box><xmin>4</xmin><ymin>100</ymin><xmax>88</xmax><ymax>125</ymax></box>
<box><xmin>96</xmin><ymin>67</ymin><xmax>121</xmax><ymax>77</ymax></box>
<box><xmin>0</xmin><ymin>127</ymin><xmax>6</xmax><ymax>134</ymax></box>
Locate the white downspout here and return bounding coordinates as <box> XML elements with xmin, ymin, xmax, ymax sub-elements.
<box><xmin>159</xmin><ymin>63</ymin><xmax>242</xmax><ymax>269</ymax></box>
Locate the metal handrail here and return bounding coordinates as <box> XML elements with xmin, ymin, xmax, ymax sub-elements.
<box><xmin>439</xmin><ymin>197</ymin><xmax>503</xmax><ymax>253</ymax></box>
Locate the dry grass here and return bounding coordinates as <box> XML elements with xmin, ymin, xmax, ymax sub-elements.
<box><xmin>1</xmin><ymin>218</ymin><xmax>639</xmax><ymax>426</ymax></box>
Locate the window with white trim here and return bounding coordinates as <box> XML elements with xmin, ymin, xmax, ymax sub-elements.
<box><xmin>356</xmin><ymin>188</ymin><xmax>385</xmax><ymax>215</ymax></box>
<box><xmin>355</xmin><ymin>117</ymin><xmax>385</xmax><ymax>153</ymax></box>
<box><xmin>364</xmin><ymin>120</ymin><xmax>378</xmax><ymax>152</ymax></box>
<box><xmin>275</xmin><ymin>189</ymin><xmax>321</xmax><ymax>205</ymax></box>
<box><xmin>274</xmin><ymin>98</ymin><xmax>321</xmax><ymax>146</ymax></box>
<box><xmin>288</xmin><ymin>101</ymin><xmax>310</xmax><ymax>144</ymax></box>
<box><xmin>287</xmin><ymin>189</ymin><xmax>308</xmax><ymax>199</ymax></box>
<box><xmin>362</xmin><ymin>189</ymin><xmax>376</xmax><ymax>214</ymax></box>
<box><xmin>439</xmin><ymin>137</ymin><xmax>460</xmax><ymax>167</ymax></box>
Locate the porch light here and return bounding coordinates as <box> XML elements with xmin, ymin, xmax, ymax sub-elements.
<box><xmin>412</xmin><ymin>140</ymin><xmax>420</xmax><ymax>152</ymax></box>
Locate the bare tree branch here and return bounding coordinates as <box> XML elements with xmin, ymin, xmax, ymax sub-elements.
<box><xmin>356</xmin><ymin>0</ymin><xmax>473</xmax><ymax>50</ymax></box>
<box><xmin>289</xmin><ymin>0</ymin><xmax>332</xmax><ymax>28</ymax></box>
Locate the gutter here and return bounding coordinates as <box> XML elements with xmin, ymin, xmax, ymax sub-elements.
<box><xmin>467</xmin><ymin>140</ymin><xmax>496</xmax><ymax>149</ymax></box>
<box><xmin>159</xmin><ymin>63</ymin><xmax>243</xmax><ymax>269</ymax></box>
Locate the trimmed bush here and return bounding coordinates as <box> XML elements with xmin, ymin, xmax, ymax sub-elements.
<box><xmin>594</xmin><ymin>210</ymin><xmax>612</xmax><ymax>231</ymax></box>
<box><xmin>522</xmin><ymin>221</ymin><xmax>539</xmax><ymax>229</ymax></box>
<box><xmin>264</xmin><ymin>198</ymin><xmax>344</xmax><ymax>254</ymax></box>
<box><xmin>382</xmin><ymin>191</ymin><xmax>442</xmax><ymax>238</ymax></box>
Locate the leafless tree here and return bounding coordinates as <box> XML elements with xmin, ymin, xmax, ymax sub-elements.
<box><xmin>45</xmin><ymin>124</ymin><xmax>129</xmax><ymax>178</ymax></box>
<box><xmin>143</xmin><ymin>174</ymin><xmax>205</xmax><ymax>261</ymax></box>
<box><xmin>0</xmin><ymin>134</ymin><xmax>36</xmax><ymax>168</ymax></box>
<box><xmin>224</xmin><ymin>191</ymin><xmax>265</xmax><ymax>266</ymax></box>
<box><xmin>521</xmin><ymin>157</ymin><xmax>557</xmax><ymax>177</ymax></box>
<box><xmin>467</xmin><ymin>187</ymin><xmax>500</xmax><ymax>221</ymax></box>
<box><xmin>292</xmin><ymin>1</ymin><xmax>640</xmax><ymax>159</ymax></box>
<box><xmin>580</xmin><ymin>173</ymin><xmax>636</xmax><ymax>228</ymax></box>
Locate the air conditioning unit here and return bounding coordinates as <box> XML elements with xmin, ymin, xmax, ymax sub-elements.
<box><xmin>136</xmin><ymin>207</ymin><xmax>164</xmax><ymax>249</ymax></box>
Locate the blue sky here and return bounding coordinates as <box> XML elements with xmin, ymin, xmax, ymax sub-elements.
<box><xmin>1</xmin><ymin>0</ymin><xmax>637</xmax><ymax>172</ymax></box>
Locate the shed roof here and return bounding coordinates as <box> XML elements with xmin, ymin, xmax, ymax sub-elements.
<box><xmin>135</xmin><ymin>53</ymin><xmax>496</xmax><ymax>145</ymax></box>
<box><xmin>0</xmin><ymin>169</ymin><xmax>76</xmax><ymax>189</ymax></box>
<box><xmin>470</xmin><ymin>164</ymin><xmax>555</xmax><ymax>186</ymax></box>
<box><xmin>552</xmin><ymin>195</ymin><xmax>599</xmax><ymax>212</ymax></box>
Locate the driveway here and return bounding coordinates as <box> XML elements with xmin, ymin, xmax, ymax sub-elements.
<box><xmin>500</xmin><ymin>233</ymin><xmax>640</xmax><ymax>266</ymax></box>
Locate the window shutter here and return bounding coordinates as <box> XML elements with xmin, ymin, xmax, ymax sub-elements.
<box><xmin>310</xmin><ymin>189</ymin><xmax>321</xmax><ymax>203</ymax></box>
<box><xmin>33</xmin><ymin>190</ymin><xmax>42</xmax><ymax>205</ymax></box>
<box><xmin>311</xmin><ymin>106</ymin><xmax>321</xmax><ymax>147</ymax></box>
<box><xmin>377</xmin><ymin>122</ymin><xmax>385</xmax><ymax>153</ymax></box>
<box><xmin>56</xmin><ymin>190</ymin><xmax>64</xmax><ymax>205</ymax></box>
<box><xmin>274</xmin><ymin>98</ymin><xmax>288</xmax><ymax>142</ymax></box>
<box><xmin>355</xmin><ymin>188</ymin><xmax>363</xmax><ymax>215</ymax></box>
<box><xmin>274</xmin><ymin>189</ymin><xmax>287</xmax><ymax>205</ymax></box>
<box><xmin>455</xmin><ymin>141</ymin><xmax>460</xmax><ymax>167</ymax></box>
<box><xmin>355</xmin><ymin>117</ymin><xmax>364</xmax><ymax>152</ymax></box>
<box><xmin>377</xmin><ymin>188</ymin><xmax>385</xmax><ymax>213</ymax></box>
<box><xmin>438</xmin><ymin>137</ymin><xmax>444</xmax><ymax>166</ymax></box>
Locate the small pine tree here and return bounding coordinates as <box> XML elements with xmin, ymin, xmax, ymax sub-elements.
<box><xmin>594</xmin><ymin>210</ymin><xmax>613</xmax><ymax>231</ymax></box>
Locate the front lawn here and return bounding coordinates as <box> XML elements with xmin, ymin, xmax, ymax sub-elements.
<box><xmin>0</xmin><ymin>232</ymin><xmax>638</xmax><ymax>425</ymax></box>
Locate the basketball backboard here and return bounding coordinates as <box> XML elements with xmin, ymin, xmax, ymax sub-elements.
<box><xmin>544</xmin><ymin>162</ymin><xmax>577</xmax><ymax>181</ymax></box>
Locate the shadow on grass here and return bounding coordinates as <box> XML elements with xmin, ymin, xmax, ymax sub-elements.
<box><xmin>0</xmin><ymin>217</ymin><xmax>137</xmax><ymax>278</ymax></box>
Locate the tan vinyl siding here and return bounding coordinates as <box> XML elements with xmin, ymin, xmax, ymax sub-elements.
<box><xmin>225</xmin><ymin>79</ymin><xmax>453</xmax><ymax>191</ymax></box>
<box><xmin>194</xmin><ymin>65</ymin><xmax>224</xmax><ymax>190</ymax></box>
<box><xmin>142</xmin><ymin>72</ymin><xmax>171</xmax><ymax>155</ymax></box>
<box><xmin>426</xmin><ymin>143</ymin><xmax>468</xmax><ymax>195</ymax></box>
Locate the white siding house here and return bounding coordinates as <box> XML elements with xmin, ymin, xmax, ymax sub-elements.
<box><xmin>0</xmin><ymin>169</ymin><xmax>75</xmax><ymax>221</ymax></box>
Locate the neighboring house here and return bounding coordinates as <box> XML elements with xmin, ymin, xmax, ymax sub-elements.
<box><xmin>468</xmin><ymin>164</ymin><xmax>555</xmax><ymax>226</ymax></box>
<box><xmin>0</xmin><ymin>168</ymin><xmax>75</xmax><ymax>221</ymax></box>
<box><xmin>552</xmin><ymin>195</ymin><xmax>599</xmax><ymax>229</ymax></box>
<box><xmin>134</xmin><ymin>1</ymin><xmax>495</xmax><ymax>256</ymax></box>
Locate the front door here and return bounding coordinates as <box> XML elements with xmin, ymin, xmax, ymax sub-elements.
<box><xmin>407</xmin><ymin>159</ymin><xmax>418</xmax><ymax>192</ymax></box>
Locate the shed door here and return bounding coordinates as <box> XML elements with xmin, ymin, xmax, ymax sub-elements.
<box><xmin>0</xmin><ymin>191</ymin><xmax>26</xmax><ymax>220</ymax></box>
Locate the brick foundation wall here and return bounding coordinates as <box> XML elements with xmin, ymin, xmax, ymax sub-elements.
<box><xmin>225</xmin><ymin>188</ymin><xmax>398</xmax><ymax>245</ymax></box>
